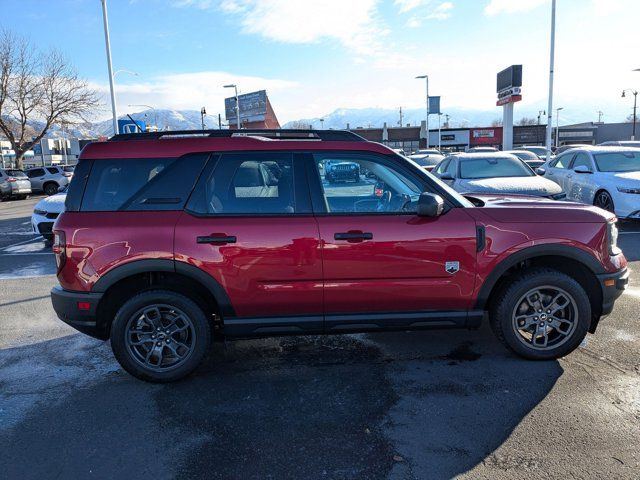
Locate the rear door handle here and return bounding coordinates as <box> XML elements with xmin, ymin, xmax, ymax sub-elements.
<box><xmin>197</xmin><ymin>235</ymin><xmax>237</xmax><ymax>244</ymax></box>
<box><xmin>334</xmin><ymin>232</ymin><xmax>373</xmax><ymax>241</ymax></box>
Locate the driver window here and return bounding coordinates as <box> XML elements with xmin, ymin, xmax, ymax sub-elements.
<box><xmin>571</xmin><ymin>153</ymin><xmax>592</xmax><ymax>170</ymax></box>
<box><xmin>313</xmin><ymin>153</ymin><xmax>422</xmax><ymax>213</ymax></box>
<box><xmin>552</xmin><ymin>154</ymin><xmax>572</xmax><ymax>169</ymax></box>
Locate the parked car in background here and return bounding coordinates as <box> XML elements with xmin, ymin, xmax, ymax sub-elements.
<box><xmin>32</xmin><ymin>186</ymin><xmax>67</xmax><ymax>244</ymax></box>
<box><xmin>433</xmin><ymin>152</ymin><xmax>565</xmax><ymax>199</ymax></box>
<box><xmin>408</xmin><ymin>149</ymin><xmax>445</xmax><ymax>172</ymax></box>
<box><xmin>537</xmin><ymin>146</ymin><xmax>640</xmax><ymax>219</ymax></box>
<box><xmin>0</xmin><ymin>168</ymin><xmax>32</xmax><ymax>200</ymax></box>
<box><xmin>598</xmin><ymin>140</ymin><xmax>640</xmax><ymax>148</ymax></box>
<box><xmin>554</xmin><ymin>144</ymin><xmax>592</xmax><ymax>156</ymax></box>
<box><xmin>50</xmin><ymin>129</ymin><xmax>627</xmax><ymax>382</ymax></box>
<box><xmin>506</xmin><ymin>150</ymin><xmax>546</xmax><ymax>171</ymax></box>
<box><xmin>467</xmin><ymin>146</ymin><xmax>498</xmax><ymax>153</ymax></box>
<box><xmin>514</xmin><ymin>146</ymin><xmax>552</xmax><ymax>160</ymax></box>
<box><xmin>26</xmin><ymin>165</ymin><xmax>74</xmax><ymax>195</ymax></box>
<box><xmin>325</xmin><ymin>159</ymin><xmax>360</xmax><ymax>183</ymax></box>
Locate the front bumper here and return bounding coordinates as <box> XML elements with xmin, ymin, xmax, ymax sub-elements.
<box><xmin>51</xmin><ymin>286</ymin><xmax>107</xmax><ymax>340</ymax></box>
<box><xmin>597</xmin><ymin>268</ymin><xmax>629</xmax><ymax>317</ymax></box>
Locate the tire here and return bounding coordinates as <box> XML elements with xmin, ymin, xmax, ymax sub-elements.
<box><xmin>489</xmin><ymin>268</ymin><xmax>591</xmax><ymax>360</ymax></box>
<box><xmin>43</xmin><ymin>182</ymin><xmax>59</xmax><ymax>196</ymax></box>
<box><xmin>110</xmin><ymin>290</ymin><xmax>211</xmax><ymax>382</ymax></box>
<box><xmin>593</xmin><ymin>190</ymin><xmax>615</xmax><ymax>213</ymax></box>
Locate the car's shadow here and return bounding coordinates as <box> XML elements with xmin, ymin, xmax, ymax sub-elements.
<box><xmin>0</xmin><ymin>324</ymin><xmax>562</xmax><ymax>480</ymax></box>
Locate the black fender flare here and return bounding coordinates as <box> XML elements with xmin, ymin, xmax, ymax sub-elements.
<box><xmin>474</xmin><ymin>244</ymin><xmax>605</xmax><ymax>310</ymax></box>
<box><xmin>93</xmin><ymin>259</ymin><xmax>236</xmax><ymax>318</ymax></box>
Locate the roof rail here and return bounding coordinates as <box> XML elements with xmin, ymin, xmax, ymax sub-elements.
<box><xmin>109</xmin><ymin>128</ymin><xmax>366</xmax><ymax>142</ymax></box>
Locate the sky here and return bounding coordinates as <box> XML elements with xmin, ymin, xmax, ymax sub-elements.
<box><xmin>1</xmin><ymin>0</ymin><xmax>639</xmax><ymax>125</ymax></box>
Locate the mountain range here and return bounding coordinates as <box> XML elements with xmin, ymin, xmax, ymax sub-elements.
<box><xmin>34</xmin><ymin>104</ymin><xmax>628</xmax><ymax>139</ymax></box>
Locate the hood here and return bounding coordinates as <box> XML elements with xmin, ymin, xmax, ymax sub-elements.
<box><xmin>34</xmin><ymin>192</ymin><xmax>66</xmax><ymax>213</ymax></box>
<box><xmin>466</xmin><ymin>193</ymin><xmax>615</xmax><ymax>224</ymax></box>
<box><xmin>605</xmin><ymin>170</ymin><xmax>640</xmax><ymax>183</ymax></box>
<box><xmin>458</xmin><ymin>176</ymin><xmax>563</xmax><ymax>197</ymax></box>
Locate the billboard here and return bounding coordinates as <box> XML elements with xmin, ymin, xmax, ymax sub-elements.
<box><xmin>496</xmin><ymin>65</ymin><xmax>522</xmax><ymax>93</ymax></box>
<box><xmin>225</xmin><ymin>90</ymin><xmax>268</xmax><ymax>123</ymax></box>
<box><xmin>470</xmin><ymin>127</ymin><xmax>503</xmax><ymax>146</ymax></box>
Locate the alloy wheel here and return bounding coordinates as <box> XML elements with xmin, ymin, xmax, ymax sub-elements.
<box><xmin>511</xmin><ymin>285</ymin><xmax>579</xmax><ymax>351</ymax></box>
<box><xmin>594</xmin><ymin>191</ymin><xmax>614</xmax><ymax>212</ymax></box>
<box><xmin>125</xmin><ymin>304</ymin><xmax>196</xmax><ymax>372</ymax></box>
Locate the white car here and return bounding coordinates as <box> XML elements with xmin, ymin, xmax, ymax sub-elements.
<box><xmin>32</xmin><ymin>188</ymin><xmax>66</xmax><ymax>244</ymax></box>
<box><xmin>538</xmin><ymin>146</ymin><xmax>640</xmax><ymax>219</ymax></box>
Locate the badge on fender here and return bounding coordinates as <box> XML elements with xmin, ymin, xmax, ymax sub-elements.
<box><xmin>445</xmin><ymin>261</ymin><xmax>460</xmax><ymax>274</ymax></box>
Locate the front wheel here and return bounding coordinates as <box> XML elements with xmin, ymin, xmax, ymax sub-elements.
<box><xmin>490</xmin><ymin>268</ymin><xmax>591</xmax><ymax>360</ymax></box>
<box><xmin>43</xmin><ymin>183</ymin><xmax>59</xmax><ymax>196</ymax></box>
<box><xmin>594</xmin><ymin>190</ymin><xmax>615</xmax><ymax>213</ymax></box>
<box><xmin>110</xmin><ymin>290</ymin><xmax>211</xmax><ymax>382</ymax></box>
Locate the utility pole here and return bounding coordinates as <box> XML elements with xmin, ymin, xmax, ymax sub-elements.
<box><xmin>398</xmin><ymin>107</ymin><xmax>403</xmax><ymax>126</ymax></box>
<box><xmin>416</xmin><ymin>75</ymin><xmax>429</xmax><ymax>148</ymax></box>
<box><xmin>545</xmin><ymin>0</ymin><xmax>556</xmax><ymax>158</ymax></box>
<box><xmin>537</xmin><ymin>110</ymin><xmax>546</xmax><ymax>125</ymax></box>
<box><xmin>597</xmin><ymin>110</ymin><xmax>603</xmax><ymax>123</ymax></box>
<box><xmin>200</xmin><ymin>107</ymin><xmax>206</xmax><ymax>131</ymax></box>
<box><xmin>444</xmin><ymin>114</ymin><xmax>450</xmax><ymax>129</ymax></box>
<box><xmin>622</xmin><ymin>89</ymin><xmax>638</xmax><ymax>140</ymax></box>
<box><xmin>100</xmin><ymin>0</ymin><xmax>118</xmax><ymax>136</ymax></box>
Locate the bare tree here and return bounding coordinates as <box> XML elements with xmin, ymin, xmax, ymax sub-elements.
<box><xmin>0</xmin><ymin>31</ymin><xmax>100</xmax><ymax>169</ymax></box>
<box><xmin>288</xmin><ymin>120</ymin><xmax>312</xmax><ymax>129</ymax></box>
<box><xmin>517</xmin><ymin>117</ymin><xmax>538</xmax><ymax>126</ymax></box>
<box><xmin>490</xmin><ymin>118</ymin><xmax>503</xmax><ymax>127</ymax></box>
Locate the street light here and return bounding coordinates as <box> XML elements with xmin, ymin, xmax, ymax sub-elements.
<box><xmin>224</xmin><ymin>84</ymin><xmax>241</xmax><ymax>129</ymax></box>
<box><xmin>537</xmin><ymin>110</ymin><xmax>546</xmax><ymax>125</ymax></box>
<box><xmin>555</xmin><ymin>106</ymin><xmax>563</xmax><ymax>148</ymax></box>
<box><xmin>319</xmin><ymin>118</ymin><xmax>324</xmax><ymax>129</ymax></box>
<box><xmin>100</xmin><ymin>0</ymin><xmax>118</xmax><ymax>136</ymax></box>
<box><xmin>200</xmin><ymin>107</ymin><xmax>206</xmax><ymax>131</ymax></box>
<box><xmin>128</xmin><ymin>104</ymin><xmax>157</xmax><ymax>130</ymax></box>
<box><xmin>415</xmin><ymin>75</ymin><xmax>429</xmax><ymax>148</ymax></box>
<box><xmin>622</xmin><ymin>89</ymin><xmax>638</xmax><ymax>140</ymax></box>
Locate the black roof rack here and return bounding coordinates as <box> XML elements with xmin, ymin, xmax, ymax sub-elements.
<box><xmin>109</xmin><ymin>128</ymin><xmax>366</xmax><ymax>142</ymax></box>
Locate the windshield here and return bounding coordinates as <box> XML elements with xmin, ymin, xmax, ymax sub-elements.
<box><xmin>6</xmin><ymin>169</ymin><xmax>27</xmax><ymax>178</ymax></box>
<box><xmin>511</xmin><ymin>151</ymin><xmax>538</xmax><ymax>160</ymax></box>
<box><xmin>594</xmin><ymin>151</ymin><xmax>640</xmax><ymax>172</ymax></box>
<box><xmin>460</xmin><ymin>157</ymin><xmax>534</xmax><ymax>179</ymax></box>
<box><xmin>520</xmin><ymin>147</ymin><xmax>546</xmax><ymax>155</ymax></box>
<box><xmin>410</xmin><ymin>155</ymin><xmax>442</xmax><ymax>167</ymax></box>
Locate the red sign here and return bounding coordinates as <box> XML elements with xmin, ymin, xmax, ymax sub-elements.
<box><xmin>470</xmin><ymin>127</ymin><xmax>503</xmax><ymax>146</ymax></box>
<box><xmin>496</xmin><ymin>94</ymin><xmax>522</xmax><ymax>106</ymax></box>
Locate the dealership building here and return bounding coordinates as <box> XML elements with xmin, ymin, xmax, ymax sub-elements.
<box><xmin>347</xmin><ymin>121</ymin><xmax>615</xmax><ymax>153</ymax></box>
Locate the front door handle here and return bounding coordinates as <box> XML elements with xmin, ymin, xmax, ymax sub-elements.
<box><xmin>197</xmin><ymin>235</ymin><xmax>237</xmax><ymax>244</ymax></box>
<box><xmin>334</xmin><ymin>231</ymin><xmax>373</xmax><ymax>241</ymax></box>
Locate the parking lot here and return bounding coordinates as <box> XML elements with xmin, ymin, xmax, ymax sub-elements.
<box><xmin>1</xmin><ymin>196</ymin><xmax>639</xmax><ymax>479</ymax></box>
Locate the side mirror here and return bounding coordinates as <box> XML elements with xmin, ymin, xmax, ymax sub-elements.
<box><xmin>536</xmin><ymin>167</ymin><xmax>546</xmax><ymax>175</ymax></box>
<box><xmin>417</xmin><ymin>192</ymin><xmax>444</xmax><ymax>217</ymax></box>
<box><xmin>574</xmin><ymin>165</ymin><xmax>592</xmax><ymax>174</ymax></box>
<box><xmin>439</xmin><ymin>172</ymin><xmax>454</xmax><ymax>181</ymax></box>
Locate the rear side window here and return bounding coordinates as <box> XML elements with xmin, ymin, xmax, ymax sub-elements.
<box><xmin>65</xmin><ymin>160</ymin><xmax>93</xmax><ymax>212</ymax></box>
<box><xmin>80</xmin><ymin>154</ymin><xmax>209</xmax><ymax>212</ymax></box>
<box><xmin>187</xmin><ymin>152</ymin><xmax>296</xmax><ymax>214</ymax></box>
<box><xmin>27</xmin><ymin>168</ymin><xmax>45</xmax><ymax>177</ymax></box>
<box><xmin>46</xmin><ymin>167</ymin><xmax>59</xmax><ymax>174</ymax></box>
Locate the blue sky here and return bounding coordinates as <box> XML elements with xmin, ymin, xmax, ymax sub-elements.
<box><xmin>2</xmin><ymin>0</ymin><xmax>639</xmax><ymax>124</ymax></box>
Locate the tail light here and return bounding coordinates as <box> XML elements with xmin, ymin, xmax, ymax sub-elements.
<box><xmin>63</xmin><ymin>172</ymin><xmax>73</xmax><ymax>177</ymax></box>
<box><xmin>7</xmin><ymin>177</ymin><xmax>16</xmax><ymax>182</ymax></box>
<box><xmin>52</xmin><ymin>230</ymin><xmax>67</xmax><ymax>271</ymax></box>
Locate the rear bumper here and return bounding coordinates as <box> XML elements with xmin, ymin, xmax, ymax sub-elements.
<box><xmin>51</xmin><ymin>286</ymin><xmax>107</xmax><ymax>340</ymax></box>
<box><xmin>597</xmin><ymin>268</ymin><xmax>629</xmax><ymax>316</ymax></box>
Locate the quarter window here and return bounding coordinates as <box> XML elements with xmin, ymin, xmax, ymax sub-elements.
<box><xmin>571</xmin><ymin>153</ymin><xmax>592</xmax><ymax>170</ymax></box>
<box><xmin>551</xmin><ymin>154</ymin><xmax>572</xmax><ymax>169</ymax></box>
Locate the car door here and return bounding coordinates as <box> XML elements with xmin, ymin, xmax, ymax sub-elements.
<box><xmin>308</xmin><ymin>151</ymin><xmax>478</xmax><ymax>331</ymax></box>
<box><xmin>567</xmin><ymin>151</ymin><xmax>596</xmax><ymax>204</ymax></box>
<box><xmin>175</xmin><ymin>151</ymin><xmax>323</xmax><ymax>335</ymax></box>
<box><xmin>543</xmin><ymin>152</ymin><xmax>574</xmax><ymax>194</ymax></box>
<box><xmin>27</xmin><ymin>167</ymin><xmax>46</xmax><ymax>190</ymax></box>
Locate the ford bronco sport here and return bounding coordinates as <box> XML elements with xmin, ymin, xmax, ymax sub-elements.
<box><xmin>51</xmin><ymin>129</ymin><xmax>629</xmax><ymax>382</ymax></box>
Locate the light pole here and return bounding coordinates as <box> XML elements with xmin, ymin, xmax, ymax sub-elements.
<box><xmin>597</xmin><ymin>110</ymin><xmax>603</xmax><ymax>123</ymax></box>
<box><xmin>438</xmin><ymin>113</ymin><xmax>442</xmax><ymax>151</ymax></box>
<box><xmin>537</xmin><ymin>110</ymin><xmax>546</xmax><ymax>125</ymax></box>
<box><xmin>224</xmin><ymin>84</ymin><xmax>241</xmax><ymax>129</ymax></box>
<box><xmin>100</xmin><ymin>0</ymin><xmax>118</xmax><ymax>136</ymax></box>
<box><xmin>622</xmin><ymin>89</ymin><xmax>638</xmax><ymax>140</ymax></box>
<box><xmin>128</xmin><ymin>104</ymin><xmax>157</xmax><ymax>129</ymax></box>
<box><xmin>200</xmin><ymin>107</ymin><xmax>206</xmax><ymax>131</ymax></box>
<box><xmin>555</xmin><ymin>106</ymin><xmax>563</xmax><ymax>148</ymax></box>
<box><xmin>545</xmin><ymin>0</ymin><xmax>556</xmax><ymax>159</ymax></box>
<box><xmin>416</xmin><ymin>75</ymin><xmax>429</xmax><ymax>148</ymax></box>
<box><xmin>320</xmin><ymin>118</ymin><xmax>324</xmax><ymax>130</ymax></box>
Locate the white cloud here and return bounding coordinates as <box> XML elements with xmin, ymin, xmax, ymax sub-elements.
<box><xmin>394</xmin><ymin>0</ymin><xmax>425</xmax><ymax>13</ymax></box>
<box><xmin>399</xmin><ymin>1</ymin><xmax>453</xmax><ymax>27</ymax></box>
<box><xmin>484</xmin><ymin>0</ymin><xmax>548</xmax><ymax>16</ymax></box>
<box><xmin>215</xmin><ymin>0</ymin><xmax>386</xmax><ymax>56</ymax></box>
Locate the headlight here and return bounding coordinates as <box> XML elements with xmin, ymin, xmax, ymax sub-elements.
<box><xmin>33</xmin><ymin>208</ymin><xmax>47</xmax><ymax>215</ymax></box>
<box><xmin>330</xmin><ymin>166</ymin><xmax>336</xmax><ymax>171</ymax></box>
<box><xmin>350</xmin><ymin>164</ymin><xmax>356</xmax><ymax>170</ymax></box>
<box><xmin>617</xmin><ymin>186</ymin><xmax>640</xmax><ymax>194</ymax></box>
<box><xmin>607</xmin><ymin>222</ymin><xmax>621</xmax><ymax>256</ymax></box>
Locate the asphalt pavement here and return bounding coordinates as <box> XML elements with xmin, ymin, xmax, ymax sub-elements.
<box><xmin>1</xmin><ymin>196</ymin><xmax>639</xmax><ymax>479</ymax></box>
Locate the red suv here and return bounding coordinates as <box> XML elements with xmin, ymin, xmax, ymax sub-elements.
<box><xmin>51</xmin><ymin>129</ymin><xmax>629</xmax><ymax>382</ymax></box>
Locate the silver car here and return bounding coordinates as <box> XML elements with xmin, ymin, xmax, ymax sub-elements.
<box><xmin>0</xmin><ymin>168</ymin><xmax>32</xmax><ymax>200</ymax></box>
<box><xmin>26</xmin><ymin>165</ymin><xmax>74</xmax><ymax>196</ymax></box>
<box><xmin>432</xmin><ymin>152</ymin><xmax>565</xmax><ymax>199</ymax></box>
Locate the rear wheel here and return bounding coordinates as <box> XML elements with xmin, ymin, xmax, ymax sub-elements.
<box><xmin>43</xmin><ymin>182</ymin><xmax>59</xmax><ymax>196</ymax></box>
<box><xmin>594</xmin><ymin>190</ymin><xmax>615</xmax><ymax>213</ymax></box>
<box><xmin>110</xmin><ymin>290</ymin><xmax>211</xmax><ymax>382</ymax></box>
<box><xmin>490</xmin><ymin>268</ymin><xmax>590</xmax><ymax>360</ymax></box>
